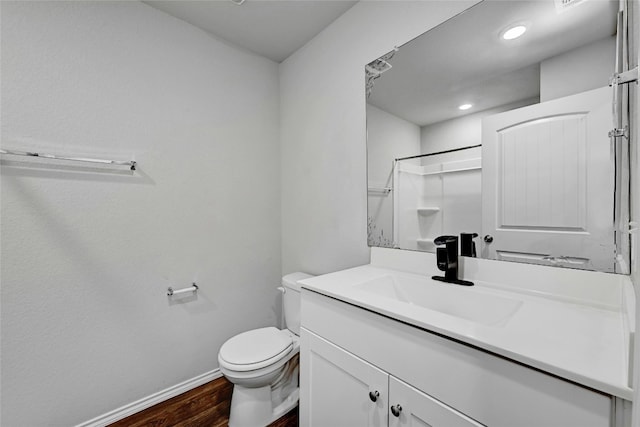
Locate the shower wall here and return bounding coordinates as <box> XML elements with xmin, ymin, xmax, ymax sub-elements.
<box><xmin>394</xmin><ymin>157</ymin><xmax>481</xmax><ymax>251</ymax></box>
<box><xmin>1</xmin><ymin>2</ymin><xmax>280</xmax><ymax>425</ymax></box>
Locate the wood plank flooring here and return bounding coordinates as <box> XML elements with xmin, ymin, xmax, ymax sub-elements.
<box><xmin>109</xmin><ymin>376</ymin><xmax>298</xmax><ymax>427</ymax></box>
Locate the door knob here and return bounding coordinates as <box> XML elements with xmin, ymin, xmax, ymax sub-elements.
<box><xmin>483</xmin><ymin>235</ymin><xmax>494</xmax><ymax>243</ymax></box>
<box><xmin>391</xmin><ymin>404</ymin><xmax>402</xmax><ymax>417</ymax></box>
<box><xmin>369</xmin><ymin>390</ymin><xmax>380</xmax><ymax>402</ymax></box>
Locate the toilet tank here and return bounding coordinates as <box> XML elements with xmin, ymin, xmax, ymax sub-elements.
<box><xmin>282</xmin><ymin>272</ymin><xmax>313</xmax><ymax>335</ymax></box>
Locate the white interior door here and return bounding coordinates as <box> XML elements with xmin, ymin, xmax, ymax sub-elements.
<box><xmin>481</xmin><ymin>86</ymin><xmax>615</xmax><ymax>272</ymax></box>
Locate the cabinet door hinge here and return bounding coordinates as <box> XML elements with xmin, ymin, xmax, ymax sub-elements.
<box><xmin>609</xmin><ymin>66</ymin><xmax>639</xmax><ymax>86</ymax></box>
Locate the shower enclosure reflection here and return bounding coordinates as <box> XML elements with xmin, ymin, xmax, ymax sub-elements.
<box><xmin>393</xmin><ymin>147</ymin><xmax>481</xmax><ymax>252</ymax></box>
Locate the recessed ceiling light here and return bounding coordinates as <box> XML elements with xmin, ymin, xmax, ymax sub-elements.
<box><xmin>502</xmin><ymin>25</ymin><xmax>527</xmax><ymax>40</ymax></box>
<box><xmin>458</xmin><ymin>103</ymin><xmax>473</xmax><ymax>111</ymax></box>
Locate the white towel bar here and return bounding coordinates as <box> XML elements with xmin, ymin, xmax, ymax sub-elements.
<box><xmin>0</xmin><ymin>148</ymin><xmax>137</xmax><ymax>170</ymax></box>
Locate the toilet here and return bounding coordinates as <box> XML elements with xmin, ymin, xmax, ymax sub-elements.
<box><xmin>218</xmin><ymin>272</ymin><xmax>313</xmax><ymax>427</ymax></box>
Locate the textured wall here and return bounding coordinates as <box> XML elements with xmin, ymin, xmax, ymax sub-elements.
<box><xmin>1</xmin><ymin>2</ymin><xmax>280</xmax><ymax>425</ymax></box>
<box><xmin>419</xmin><ymin>98</ymin><xmax>538</xmax><ymax>158</ymax></box>
<box><xmin>279</xmin><ymin>1</ymin><xmax>480</xmax><ymax>275</ymax></box>
<box><xmin>540</xmin><ymin>36</ymin><xmax>615</xmax><ymax>102</ymax></box>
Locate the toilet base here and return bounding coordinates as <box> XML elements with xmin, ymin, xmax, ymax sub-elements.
<box><xmin>228</xmin><ymin>385</ymin><xmax>298</xmax><ymax>427</ymax></box>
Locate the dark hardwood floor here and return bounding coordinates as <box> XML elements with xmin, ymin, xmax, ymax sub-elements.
<box><xmin>109</xmin><ymin>376</ymin><xmax>298</xmax><ymax>427</ymax></box>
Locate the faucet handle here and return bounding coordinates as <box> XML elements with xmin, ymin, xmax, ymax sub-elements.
<box><xmin>460</xmin><ymin>232</ymin><xmax>478</xmax><ymax>257</ymax></box>
<box><xmin>434</xmin><ymin>235</ymin><xmax>458</xmax><ymax>245</ymax></box>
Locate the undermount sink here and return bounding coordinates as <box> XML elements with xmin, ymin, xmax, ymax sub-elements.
<box><xmin>354</xmin><ymin>274</ymin><xmax>523</xmax><ymax>326</ymax></box>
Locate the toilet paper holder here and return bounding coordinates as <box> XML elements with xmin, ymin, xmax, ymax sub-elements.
<box><xmin>167</xmin><ymin>283</ymin><xmax>198</xmax><ymax>296</ymax></box>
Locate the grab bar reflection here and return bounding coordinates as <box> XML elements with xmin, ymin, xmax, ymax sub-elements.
<box><xmin>368</xmin><ymin>187</ymin><xmax>392</xmax><ymax>194</ymax></box>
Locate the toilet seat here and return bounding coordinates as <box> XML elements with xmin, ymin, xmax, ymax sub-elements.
<box><xmin>219</xmin><ymin>327</ymin><xmax>293</xmax><ymax>372</ymax></box>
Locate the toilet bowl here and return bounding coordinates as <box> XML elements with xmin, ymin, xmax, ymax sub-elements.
<box><xmin>217</xmin><ymin>272</ymin><xmax>313</xmax><ymax>427</ymax></box>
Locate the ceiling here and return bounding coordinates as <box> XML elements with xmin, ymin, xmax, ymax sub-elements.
<box><xmin>367</xmin><ymin>0</ymin><xmax>618</xmax><ymax>127</ymax></box>
<box><xmin>144</xmin><ymin>0</ymin><xmax>358</xmax><ymax>63</ymax></box>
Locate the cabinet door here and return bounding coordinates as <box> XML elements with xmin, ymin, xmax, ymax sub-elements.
<box><xmin>300</xmin><ymin>328</ymin><xmax>388</xmax><ymax>427</ymax></box>
<box><xmin>388</xmin><ymin>376</ymin><xmax>484</xmax><ymax>427</ymax></box>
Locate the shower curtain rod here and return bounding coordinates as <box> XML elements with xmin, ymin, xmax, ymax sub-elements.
<box><xmin>395</xmin><ymin>144</ymin><xmax>481</xmax><ymax>162</ymax></box>
<box><xmin>0</xmin><ymin>148</ymin><xmax>137</xmax><ymax>170</ymax></box>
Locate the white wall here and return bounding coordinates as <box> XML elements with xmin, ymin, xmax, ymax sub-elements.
<box><xmin>419</xmin><ymin>97</ymin><xmax>538</xmax><ymax>164</ymax></box>
<box><xmin>366</xmin><ymin>104</ymin><xmax>420</xmax><ymax>247</ymax></box>
<box><xmin>1</xmin><ymin>2</ymin><xmax>280</xmax><ymax>425</ymax></box>
<box><xmin>540</xmin><ymin>36</ymin><xmax>616</xmax><ymax>102</ymax></box>
<box><xmin>280</xmin><ymin>0</ymin><xmax>479</xmax><ymax>275</ymax></box>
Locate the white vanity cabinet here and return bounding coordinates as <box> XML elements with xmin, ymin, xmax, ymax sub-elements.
<box><xmin>302</xmin><ymin>327</ymin><xmax>483</xmax><ymax>427</ymax></box>
<box><xmin>300</xmin><ymin>288</ymin><xmax>617</xmax><ymax>427</ymax></box>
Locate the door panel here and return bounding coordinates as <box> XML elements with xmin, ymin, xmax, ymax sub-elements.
<box><xmin>388</xmin><ymin>376</ymin><xmax>484</xmax><ymax>427</ymax></box>
<box><xmin>300</xmin><ymin>328</ymin><xmax>388</xmax><ymax>427</ymax></box>
<box><xmin>499</xmin><ymin>114</ymin><xmax>586</xmax><ymax>230</ymax></box>
<box><xmin>482</xmin><ymin>86</ymin><xmax>615</xmax><ymax>271</ymax></box>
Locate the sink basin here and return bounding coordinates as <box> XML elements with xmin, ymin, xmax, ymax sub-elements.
<box><xmin>354</xmin><ymin>274</ymin><xmax>523</xmax><ymax>326</ymax></box>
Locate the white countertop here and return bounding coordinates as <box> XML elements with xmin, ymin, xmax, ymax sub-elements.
<box><xmin>300</xmin><ymin>261</ymin><xmax>633</xmax><ymax>400</ymax></box>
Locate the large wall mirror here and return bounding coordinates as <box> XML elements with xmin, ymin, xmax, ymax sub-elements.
<box><xmin>366</xmin><ymin>0</ymin><xmax>632</xmax><ymax>274</ymax></box>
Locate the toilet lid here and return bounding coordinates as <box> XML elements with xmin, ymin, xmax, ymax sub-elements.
<box><xmin>219</xmin><ymin>327</ymin><xmax>293</xmax><ymax>369</ymax></box>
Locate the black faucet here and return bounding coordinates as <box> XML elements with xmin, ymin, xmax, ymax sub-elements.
<box><xmin>460</xmin><ymin>232</ymin><xmax>478</xmax><ymax>257</ymax></box>
<box><xmin>432</xmin><ymin>235</ymin><xmax>474</xmax><ymax>286</ymax></box>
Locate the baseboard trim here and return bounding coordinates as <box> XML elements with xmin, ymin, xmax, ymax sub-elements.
<box><xmin>76</xmin><ymin>369</ymin><xmax>223</xmax><ymax>427</ymax></box>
